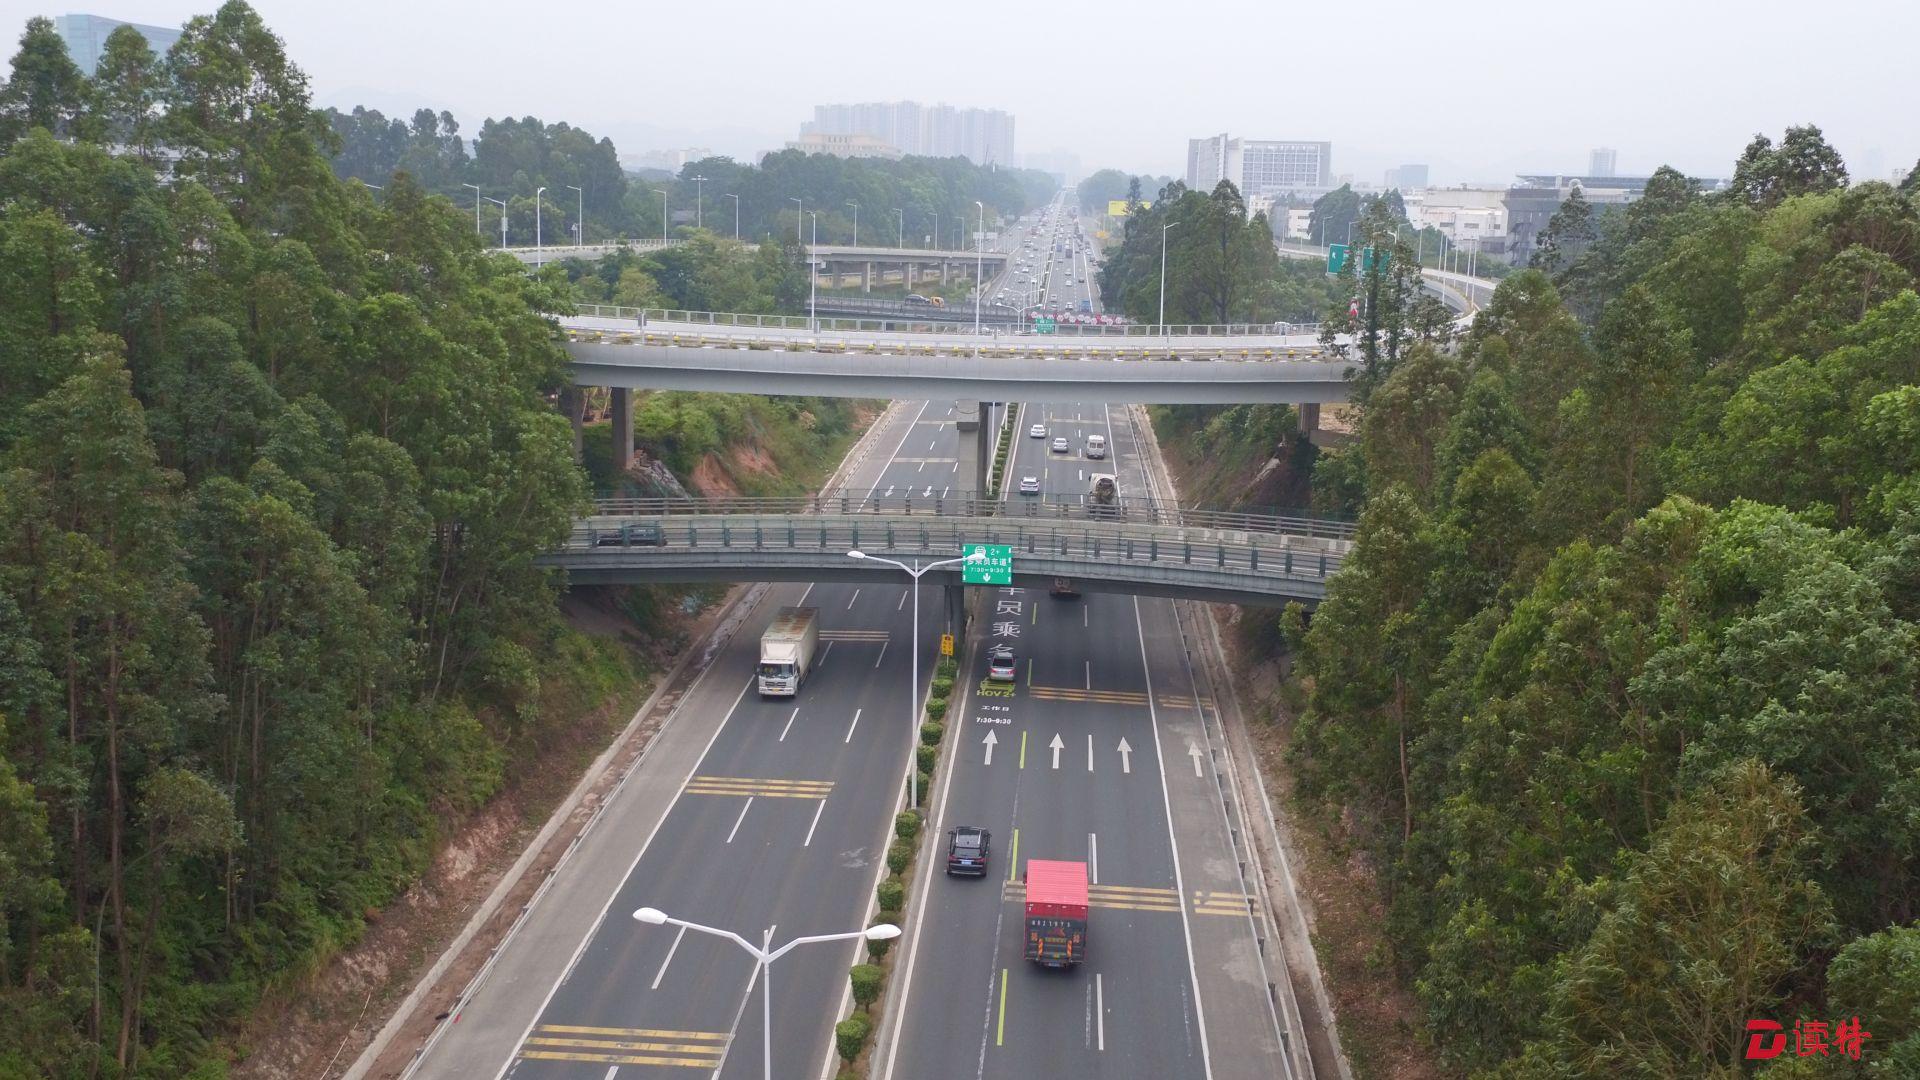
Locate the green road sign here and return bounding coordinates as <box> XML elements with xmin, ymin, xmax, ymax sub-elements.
<box><xmin>1327</xmin><ymin>243</ymin><xmax>1349</xmax><ymax>273</ymax></box>
<box><xmin>1034</xmin><ymin>316</ymin><xmax>1056</xmax><ymax>334</ymax></box>
<box><xmin>962</xmin><ymin>543</ymin><xmax>1013</xmax><ymax>585</ymax></box>
<box><xmin>1362</xmin><ymin>247</ymin><xmax>1392</xmax><ymax>272</ymax></box>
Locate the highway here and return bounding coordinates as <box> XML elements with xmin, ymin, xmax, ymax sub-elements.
<box><xmin>406</xmin><ymin>194</ymin><xmax>1304</xmax><ymax>1080</ymax></box>
<box><xmin>878</xmin><ymin>196</ymin><xmax>1300</xmax><ymax>1080</ymax></box>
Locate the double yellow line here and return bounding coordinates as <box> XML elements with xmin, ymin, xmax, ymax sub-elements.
<box><xmin>684</xmin><ymin>775</ymin><xmax>833</xmax><ymax>800</ymax></box>
<box><xmin>520</xmin><ymin>1024</ymin><xmax>728</xmax><ymax>1068</ymax></box>
<box><xmin>1028</xmin><ymin>685</ymin><xmax>1149</xmax><ymax>706</ymax></box>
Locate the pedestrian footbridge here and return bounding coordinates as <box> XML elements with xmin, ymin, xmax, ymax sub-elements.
<box><xmin>540</xmin><ymin>492</ymin><xmax>1353</xmax><ymax>607</ymax></box>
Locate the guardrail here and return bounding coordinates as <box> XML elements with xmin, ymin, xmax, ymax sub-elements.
<box><xmin>583</xmin><ymin>491</ymin><xmax>1357</xmax><ymax>542</ymax></box>
<box><xmin>569</xmin><ymin>305</ymin><xmax>1321</xmax><ymax>340</ymax></box>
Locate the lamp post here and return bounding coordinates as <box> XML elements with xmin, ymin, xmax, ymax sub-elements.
<box><xmin>653</xmin><ymin>189</ymin><xmax>668</xmax><ymax>242</ymax></box>
<box><xmin>691</xmin><ymin>175</ymin><xmax>706</xmax><ymax>230</ymax></box>
<box><xmin>1159</xmin><ymin>220</ymin><xmax>1180</xmax><ymax>338</ymax></box>
<box><xmin>462</xmin><ymin>183</ymin><xmax>481</xmax><ymax>233</ymax></box>
<box><xmin>534</xmin><ymin>185</ymin><xmax>546</xmax><ymax>267</ymax></box>
<box><xmin>892</xmin><ymin>207</ymin><xmax>904</xmax><ymax>249</ymax></box>
<box><xmin>931</xmin><ymin>210</ymin><xmax>938</xmax><ymax>249</ymax></box>
<box><xmin>789</xmin><ymin>197</ymin><xmax>802</xmax><ymax>244</ymax></box>
<box><xmin>631</xmin><ymin>908</ymin><xmax>900</xmax><ymax>1080</ymax></box>
<box><xmin>973</xmin><ymin>200</ymin><xmax>984</xmax><ymax>337</ymax></box>
<box><xmin>846</xmin><ymin>549</ymin><xmax>983</xmax><ymax>809</ymax></box>
<box><xmin>724</xmin><ymin>193</ymin><xmax>740</xmax><ymax>242</ymax></box>
<box><xmin>566</xmin><ymin>184</ymin><xmax>582</xmax><ymax>247</ymax></box>
<box><xmin>846</xmin><ymin>201</ymin><xmax>858</xmax><ymax>246</ymax></box>
<box><xmin>483</xmin><ymin>196</ymin><xmax>507</xmax><ymax>250</ymax></box>
<box><xmin>807</xmin><ymin>211</ymin><xmax>818</xmax><ymax>332</ymax></box>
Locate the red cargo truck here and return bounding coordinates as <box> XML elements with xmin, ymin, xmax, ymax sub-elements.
<box><xmin>1023</xmin><ymin>859</ymin><xmax>1089</xmax><ymax>968</ymax></box>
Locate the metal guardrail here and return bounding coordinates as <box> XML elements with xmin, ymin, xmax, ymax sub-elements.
<box><xmin>584</xmin><ymin>492</ymin><xmax>1357</xmax><ymax>542</ymax></box>
<box><xmin>554</xmin><ymin>514</ymin><xmax>1347</xmax><ymax>598</ymax></box>
<box><xmin>569</xmin><ymin>305</ymin><xmax>1322</xmax><ymax>341</ymax></box>
<box><xmin>561</xmin><ymin>325</ymin><xmax>1339</xmax><ymax>363</ymax></box>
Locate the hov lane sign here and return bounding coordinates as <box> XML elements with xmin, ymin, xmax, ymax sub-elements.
<box><xmin>961</xmin><ymin>544</ymin><xmax>1013</xmax><ymax>585</ymax></box>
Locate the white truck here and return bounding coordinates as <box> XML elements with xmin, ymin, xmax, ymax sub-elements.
<box><xmin>757</xmin><ymin>606</ymin><xmax>820</xmax><ymax>697</ymax></box>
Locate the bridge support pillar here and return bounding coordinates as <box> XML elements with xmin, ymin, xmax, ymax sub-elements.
<box><xmin>953</xmin><ymin>399</ymin><xmax>989</xmax><ymax>497</ymax></box>
<box><xmin>944</xmin><ymin>582</ymin><xmax>967</xmax><ymax>645</ymax></box>
<box><xmin>1297</xmin><ymin>401</ymin><xmax>1321</xmax><ymax>436</ymax></box>
<box><xmin>863</xmin><ymin>262</ymin><xmax>873</xmax><ymax>293</ymax></box>
<box><xmin>610</xmin><ymin>386</ymin><xmax>634</xmax><ymax>472</ymax></box>
<box><xmin>940</xmin><ymin>261</ymin><xmax>950</xmax><ymax>285</ymax></box>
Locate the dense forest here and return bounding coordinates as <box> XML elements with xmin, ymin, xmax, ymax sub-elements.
<box><xmin>1282</xmin><ymin>129</ymin><xmax>1920</xmax><ymax>1075</ymax></box>
<box><xmin>0</xmin><ymin>6</ymin><xmax>659</xmax><ymax>1075</ymax></box>
<box><xmin>325</xmin><ymin>103</ymin><xmax>1056</xmax><ymax>250</ymax></box>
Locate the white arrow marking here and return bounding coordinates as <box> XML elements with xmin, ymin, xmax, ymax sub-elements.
<box><xmin>1187</xmin><ymin>740</ymin><xmax>1203</xmax><ymax>777</ymax></box>
<box><xmin>1049</xmin><ymin>733</ymin><xmax>1065</xmax><ymax>770</ymax></box>
<box><xmin>923</xmin><ymin>485</ymin><xmax>933</xmax><ymax>497</ymax></box>
<box><xmin>983</xmin><ymin>730</ymin><xmax>998</xmax><ymax>766</ymax></box>
<box><xmin>884</xmin><ymin>484</ymin><xmax>895</xmax><ymax>497</ymax></box>
<box><xmin>1117</xmin><ymin>738</ymin><xmax>1134</xmax><ymax>774</ymax></box>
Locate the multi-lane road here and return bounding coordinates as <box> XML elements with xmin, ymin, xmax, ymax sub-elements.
<box><xmin>405</xmin><ymin>193</ymin><xmax>1303</xmax><ymax>1080</ymax></box>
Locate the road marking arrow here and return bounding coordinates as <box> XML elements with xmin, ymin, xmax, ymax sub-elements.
<box><xmin>1049</xmin><ymin>733</ymin><xmax>1065</xmax><ymax>770</ymax></box>
<box><xmin>923</xmin><ymin>485</ymin><xmax>934</xmax><ymax>497</ymax></box>
<box><xmin>1187</xmin><ymin>740</ymin><xmax>1204</xmax><ymax>777</ymax></box>
<box><xmin>1117</xmin><ymin>738</ymin><xmax>1133</xmax><ymax>774</ymax></box>
<box><xmin>983</xmin><ymin>730</ymin><xmax>998</xmax><ymax>766</ymax></box>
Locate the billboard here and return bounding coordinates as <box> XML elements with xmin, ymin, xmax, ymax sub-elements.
<box><xmin>1107</xmin><ymin>200</ymin><xmax>1131</xmax><ymax>217</ymax></box>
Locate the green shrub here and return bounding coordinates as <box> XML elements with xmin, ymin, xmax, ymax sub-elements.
<box><xmin>930</xmin><ymin>675</ymin><xmax>954</xmax><ymax>698</ymax></box>
<box><xmin>920</xmin><ymin>721</ymin><xmax>945</xmax><ymax>745</ymax></box>
<box><xmin>849</xmin><ymin>964</ymin><xmax>884</xmax><ymax>1010</ymax></box>
<box><xmin>868</xmin><ymin>910</ymin><xmax>902</xmax><ymax>958</ymax></box>
<box><xmin>887</xmin><ymin>839</ymin><xmax>914</xmax><ymax>875</ymax></box>
<box><xmin>925</xmin><ymin>697</ymin><xmax>949</xmax><ymax>721</ymax></box>
<box><xmin>916</xmin><ymin>744</ymin><xmax>938</xmax><ymax>775</ymax></box>
<box><xmin>894</xmin><ymin>810</ymin><xmax>921</xmax><ymax>840</ymax></box>
<box><xmin>937</xmin><ymin>658</ymin><xmax>957</xmax><ymax>680</ymax></box>
<box><xmin>876</xmin><ymin>877</ymin><xmax>905</xmax><ymax>911</ymax></box>
<box><xmin>918</xmin><ymin>769</ymin><xmax>933</xmax><ymax>794</ymax></box>
<box><xmin>835</xmin><ymin>1013</ymin><xmax>873</xmax><ymax>1063</ymax></box>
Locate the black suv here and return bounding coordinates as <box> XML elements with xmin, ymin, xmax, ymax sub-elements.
<box><xmin>592</xmin><ymin>522</ymin><xmax>665</xmax><ymax>547</ymax></box>
<box><xmin>946</xmin><ymin>825</ymin><xmax>992</xmax><ymax>876</ymax></box>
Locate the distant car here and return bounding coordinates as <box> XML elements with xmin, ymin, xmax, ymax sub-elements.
<box><xmin>1049</xmin><ymin>577</ymin><xmax>1080</xmax><ymax>598</ymax></box>
<box><xmin>1029</xmin><ymin>423</ymin><xmax>1047</xmax><ymax>438</ymax></box>
<box><xmin>986</xmin><ymin>644</ymin><xmax>1017</xmax><ymax>682</ymax></box>
<box><xmin>946</xmin><ymin>825</ymin><xmax>992</xmax><ymax>876</ymax></box>
<box><xmin>1018</xmin><ymin>475</ymin><xmax>1040</xmax><ymax>495</ymax></box>
<box><xmin>905</xmin><ymin>293</ymin><xmax>932</xmax><ymax>304</ymax></box>
<box><xmin>1050</xmin><ymin>437</ymin><xmax>1069</xmax><ymax>454</ymax></box>
<box><xmin>593</xmin><ymin>522</ymin><xmax>665</xmax><ymax>547</ymax></box>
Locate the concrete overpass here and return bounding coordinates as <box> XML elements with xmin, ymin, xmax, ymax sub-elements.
<box><xmin>541</xmin><ymin>494</ymin><xmax>1352</xmax><ymax>610</ymax></box>
<box><xmin>806</xmin><ymin>244</ymin><xmax>1012</xmax><ymax>292</ymax></box>
<box><xmin>503</xmin><ymin>238</ymin><xmax>684</xmax><ymax>265</ymax></box>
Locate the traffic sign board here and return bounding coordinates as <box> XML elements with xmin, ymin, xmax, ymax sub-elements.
<box><xmin>1362</xmin><ymin>247</ymin><xmax>1391</xmax><ymax>273</ymax></box>
<box><xmin>1327</xmin><ymin>243</ymin><xmax>1349</xmax><ymax>274</ymax></box>
<box><xmin>1033</xmin><ymin>316</ymin><xmax>1056</xmax><ymax>334</ymax></box>
<box><xmin>940</xmin><ymin>633</ymin><xmax>954</xmax><ymax>657</ymax></box>
<box><xmin>961</xmin><ymin>544</ymin><xmax>1013</xmax><ymax>585</ymax></box>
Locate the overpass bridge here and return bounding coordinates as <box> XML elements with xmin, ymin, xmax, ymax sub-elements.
<box><xmin>503</xmin><ymin>238</ymin><xmax>683</xmax><ymax>265</ymax></box>
<box><xmin>540</xmin><ymin>492</ymin><xmax>1352</xmax><ymax>611</ymax></box>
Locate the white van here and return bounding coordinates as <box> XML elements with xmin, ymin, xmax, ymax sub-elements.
<box><xmin>1085</xmin><ymin>434</ymin><xmax>1107</xmax><ymax>459</ymax></box>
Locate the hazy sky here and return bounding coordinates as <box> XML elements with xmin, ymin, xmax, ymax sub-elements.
<box><xmin>12</xmin><ymin>0</ymin><xmax>1919</xmax><ymax>187</ymax></box>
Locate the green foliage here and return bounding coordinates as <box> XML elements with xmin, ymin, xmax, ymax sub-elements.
<box><xmin>894</xmin><ymin>810</ymin><xmax>921</xmax><ymax>840</ymax></box>
<box><xmin>924</xmin><ymin>697</ymin><xmax>948</xmax><ymax>722</ymax></box>
<box><xmin>875</xmin><ymin>878</ymin><xmax>905</xmax><ymax>912</ymax></box>
<box><xmin>929</xmin><ymin>675</ymin><xmax>954</xmax><ymax>699</ymax></box>
<box><xmin>1100</xmin><ymin>179</ymin><xmax>1285</xmax><ymax>325</ymax></box>
<box><xmin>849</xmin><ymin>964</ymin><xmax>884</xmax><ymax>1011</ymax></box>
<box><xmin>1268</xmin><ymin>129</ymin><xmax>1920</xmax><ymax>1075</ymax></box>
<box><xmin>936</xmin><ymin>658</ymin><xmax>957</xmax><ymax>680</ymax></box>
<box><xmin>833</xmin><ymin>1011</ymin><xmax>872</xmax><ymax>1063</ymax></box>
<box><xmin>919</xmin><ymin>722</ymin><xmax>945</xmax><ymax>746</ymax></box>
<box><xmin>867</xmin><ymin>912</ymin><xmax>901</xmax><ymax>960</ymax></box>
<box><xmin>915</xmin><ymin>744</ymin><xmax>938</xmax><ymax>776</ymax></box>
<box><xmin>887</xmin><ymin>840</ymin><xmax>914</xmax><ymax>876</ymax></box>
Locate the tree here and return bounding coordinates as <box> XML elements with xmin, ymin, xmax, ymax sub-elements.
<box><xmin>0</xmin><ymin>17</ymin><xmax>91</xmax><ymax>143</ymax></box>
<box><xmin>86</xmin><ymin>25</ymin><xmax>162</xmax><ymax>159</ymax></box>
<box><xmin>1530</xmin><ymin>186</ymin><xmax>1596</xmax><ymax>273</ymax></box>
<box><xmin>1308</xmin><ymin>183</ymin><xmax>1362</xmax><ymax>247</ymax></box>
<box><xmin>1729</xmin><ymin>124</ymin><xmax>1849</xmax><ymax>208</ymax></box>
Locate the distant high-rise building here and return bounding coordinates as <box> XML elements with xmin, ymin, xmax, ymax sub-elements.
<box><xmin>802</xmin><ymin>102</ymin><xmax>1013</xmax><ymax>166</ymax></box>
<box><xmin>1589</xmin><ymin>147</ymin><xmax>1618</xmax><ymax>177</ymax></box>
<box><xmin>53</xmin><ymin>13</ymin><xmax>183</xmax><ymax>75</ymax></box>
<box><xmin>1187</xmin><ymin>134</ymin><xmax>1332</xmax><ymax>201</ymax></box>
<box><xmin>1384</xmin><ymin>164</ymin><xmax>1430</xmax><ymax>190</ymax></box>
<box><xmin>784</xmin><ymin>132</ymin><xmax>904</xmax><ymax>161</ymax></box>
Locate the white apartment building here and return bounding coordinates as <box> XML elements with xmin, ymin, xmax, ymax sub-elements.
<box><xmin>1186</xmin><ymin>134</ymin><xmax>1333</xmax><ymax>199</ymax></box>
<box><xmin>1407</xmin><ymin>187</ymin><xmax>1509</xmax><ymax>241</ymax></box>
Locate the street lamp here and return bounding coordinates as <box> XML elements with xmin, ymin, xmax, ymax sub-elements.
<box><xmin>534</xmin><ymin>185</ymin><xmax>547</xmax><ymax>267</ymax></box>
<box><xmin>846</xmin><ymin>548</ymin><xmax>984</xmax><ymax>809</ymax></box>
<box><xmin>653</xmin><ymin>189</ymin><xmax>668</xmax><ymax>242</ymax></box>
<box><xmin>892</xmin><ymin>207</ymin><xmax>904</xmax><ymax>249</ymax></box>
<box><xmin>461</xmin><ymin>183</ymin><xmax>481</xmax><ymax>234</ymax></box>
<box><xmin>846</xmin><ymin>201</ymin><xmax>858</xmax><ymax>246</ymax></box>
<box><xmin>691</xmin><ymin>175</ymin><xmax>706</xmax><ymax>230</ymax></box>
<box><xmin>724</xmin><ymin>193</ymin><xmax>740</xmax><ymax>242</ymax></box>
<box><xmin>974</xmin><ymin>200</ymin><xmax>985</xmax><ymax>337</ymax></box>
<box><xmin>931</xmin><ymin>209</ymin><xmax>939</xmax><ymax>250</ymax></box>
<box><xmin>483</xmin><ymin>196</ymin><xmax>508</xmax><ymax>250</ymax></box>
<box><xmin>789</xmin><ymin>196</ymin><xmax>802</xmax><ymax>244</ymax></box>
<box><xmin>1159</xmin><ymin>220</ymin><xmax>1180</xmax><ymax>338</ymax></box>
<box><xmin>631</xmin><ymin>907</ymin><xmax>900</xmax><ymax>1080</ymax></box>
<box><xmin>807</xmin><ymin>211</ymin><xmax>818</xmax><ymax>332</ymax></box>
<box><xmin>566</xmin><ymin>184</ymin><xmax>583</xmax><ymax>247</ymax></box>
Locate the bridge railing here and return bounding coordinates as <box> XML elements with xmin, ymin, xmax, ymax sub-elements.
<box><xmin>555</xmin><ymin>513</ymin><xmax>1349</xmax><ymax>593</ymax></box>
<box><xmin>583</xmin><ymin>491</ymin><xmax>1356</xmax><ymax>542</ymax></box>
<box><xmin>568</xmin><ymin>305</ymin><xmax>1320</xmax><ymax>341</ymax></box>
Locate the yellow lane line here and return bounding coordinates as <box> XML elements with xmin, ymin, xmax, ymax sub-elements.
<box><xmin>520</xmin><ymin>1050</ymin><xmax>720</xmax><ymax>1067</ymax></box>
<box><xmin>688</xmin><ymin>776</ymin><xmax>833</xmax><ymax>789</ymax></box>
<box><xmin>1006</xmin><ymin>828</ymin><xmax>1020</xmax><ymax>882</ymax></box>
<box><xmin>996</xmin><ymin>967</ymin><xmax>1009</xmax><ymax>1047</ymax></box>
<box><xmin>535</xmin><ymin>1026</ymin><xmax>728</xmax><ymax>1039</ymax></box>
<box><xmin>1018</xmin><ymin>730</ymin><xmax>1028</xmax><ymax>769</ymax></box>
<box><xmin>526</xmin><ymin>1037</ymin><xmax>725</xmax><ymax>1054</ymax></box>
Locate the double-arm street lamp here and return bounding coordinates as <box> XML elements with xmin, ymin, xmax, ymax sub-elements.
<box><xmin>807</xmin><ymin>211</ymin><xmax>819</xmax><ymax>332</ymax></box>
<box><xmin>846</xmin><ymin>549</ymin><xmax>984</xmax><ymax>809</ymax></box>
<box><xmin>846</xmin><ymin>201</ymin><xmax>859</xmax><ymax>246</ymax></box>
<box><xmin>482</xmin><ymin>196</ymin><xmax>507</xmax><ymax>249</ymax></box>
<box><xmin>631</xmin><ymin>907</ymin><xmax>899</xmax><ymax>1080</ymax></box>
<box><xmin>691</xmin><ymin>174</ymin><xmax>706</xmax><ymax>230</ymax></box>
<box><xmin>724</xmin><ymin>193</ymin><xmax>740</xmax><ymax>242</ymax></box>
<box><xmin>974</xmin><ymin>200</ymin><xmax>985</xmax><ymax>337</ymax></box>
<box><xmin>566</xmin><ymin>184</ymin><xmax>583</xmax><ymax>247</ymax></box>
<box><xmin>1159</xmin><ymin>220</ymin><xmax>1180</xmax><ymax>338</ymax></box>
<box><xmin>461</xmin><ymin>183</ymin><xmax>481</xmax><ymax>233</ymax></box>
<box><xmin>534</xmin><ymin>185</ymin><xmax>547</xmax><ymax>266</ymax></box>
